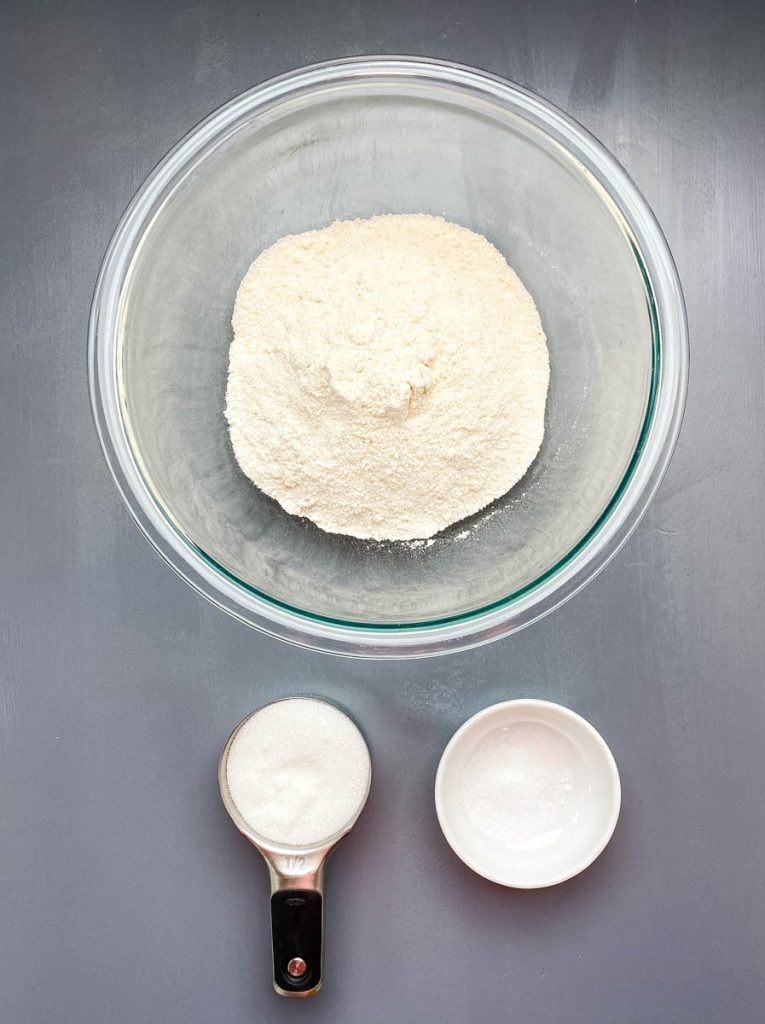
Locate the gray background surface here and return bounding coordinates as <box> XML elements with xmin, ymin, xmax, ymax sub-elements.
<box><xmin>2</xmin><ymin>1</ymin><xmax>764</xmax><ymax>1021</ymax></box>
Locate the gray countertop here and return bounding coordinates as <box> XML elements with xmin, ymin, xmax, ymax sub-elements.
<box><xmin>2</xmin><ymin>1</ymin><xmax>764</xmax><ymax>1021</ymax></box>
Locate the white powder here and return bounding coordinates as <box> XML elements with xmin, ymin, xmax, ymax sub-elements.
<box><xmin>226</xmin><ymin>214</ymin><xmax>549</xmax><ymax>541</ymax></box>
<box><xmin>462</xmin><ymin>723</ymin><xmax>575</xmax><ymax>846</ymax></box>
<box><xmin>225</xmin><ymin>698</ymin><xmax>371</xmax><ymax>847</ymax></box>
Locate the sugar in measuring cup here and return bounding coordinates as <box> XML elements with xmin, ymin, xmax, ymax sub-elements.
<box><xmin>219</xmin><ymin>697</ymin><xmax>371</xmax><ymax>997</ymax></box>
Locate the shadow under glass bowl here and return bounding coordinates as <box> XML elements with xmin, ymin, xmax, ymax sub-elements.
<box><xmin>88</xmin><ymin>57</ymin><xmax>688</xmax><ymax>658</ymax></box>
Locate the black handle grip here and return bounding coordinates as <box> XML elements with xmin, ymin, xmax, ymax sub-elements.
<box><xmin>271</xmin><ymin>889</ymin><xmax>323</xmax><ymax>995</ymax></box>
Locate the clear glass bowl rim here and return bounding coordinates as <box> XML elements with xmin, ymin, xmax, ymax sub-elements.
<box><xmin>88</xmin><ymin>55</ymin><xmax>689</xmax><ymax>659</ymax></box>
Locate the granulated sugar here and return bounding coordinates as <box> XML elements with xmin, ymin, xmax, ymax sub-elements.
<box><xmin>461</xmin><ymin>722</ymin><xmax>575</xmax><ymax>846</ymax></box>
<box><xmin>225</xmin><ymin>698</ymin><xmax>371</xmax><ymax>847</ymax></box>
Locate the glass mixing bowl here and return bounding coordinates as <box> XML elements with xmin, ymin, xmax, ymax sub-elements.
<box><xmin>89</xmin><ymin>57</ymin><xmax>688</xmax><ymax>658</ymax></box>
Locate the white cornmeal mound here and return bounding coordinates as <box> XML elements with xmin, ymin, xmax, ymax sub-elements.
<box><xmin>225</xmin><ymin>214</ymin><xmax>549</xmax><ymax>541</ymax></box>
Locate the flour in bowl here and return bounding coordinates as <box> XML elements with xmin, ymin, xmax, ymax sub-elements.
<box><xmin>225</xmin><ymin>214</ymin><xmax>549</xmax><ymax>541</ymax></box>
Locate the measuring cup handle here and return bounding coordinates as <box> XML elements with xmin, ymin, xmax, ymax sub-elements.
<box><xmin>270</xmin><ymin>888</ymin><xmax>323</xmax><ymax>996</ymax></box>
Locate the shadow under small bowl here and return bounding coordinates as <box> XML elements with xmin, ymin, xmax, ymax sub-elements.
<box><xmin>89</xmin><ymin>57</ymin><xmax>688</xmax><ymax>658</ymax></box>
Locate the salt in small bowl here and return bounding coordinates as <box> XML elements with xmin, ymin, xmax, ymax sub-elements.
<box><xmin>435</xmin><ymin>699</ymin><xmax>621</xmax><ymax>888</ymax></box>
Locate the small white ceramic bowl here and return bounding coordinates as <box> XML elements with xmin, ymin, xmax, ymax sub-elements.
<box><xmin>435</xmin><ymin>699</ymin><xmax>621</xmax><ymax>887</ymax></box>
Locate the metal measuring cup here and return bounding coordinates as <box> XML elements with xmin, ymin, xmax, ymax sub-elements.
<box><xmin>219</xmin><ymin>698</ymin><xmax>371</xmax><ymax>997</ymax></box>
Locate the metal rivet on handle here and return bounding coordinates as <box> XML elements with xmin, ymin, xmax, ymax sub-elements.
<box><xmin>287</xmin><ymin>957</ymin><xmax>307</xmax><ymax>979</ymax></box>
